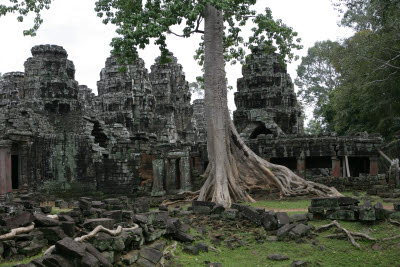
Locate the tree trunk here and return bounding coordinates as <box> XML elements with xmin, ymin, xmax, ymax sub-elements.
<box><xmin>198</xmin><ymin>4</ymin><xmax>341</xmax><ymax>207</ymax></box>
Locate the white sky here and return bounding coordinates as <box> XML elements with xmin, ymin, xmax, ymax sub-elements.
<box><xmin>0</xmin><ymin>0</ymin><xmax>353</xmax><ymax>113</ymax></box>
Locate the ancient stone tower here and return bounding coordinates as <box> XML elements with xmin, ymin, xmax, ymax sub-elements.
<box><xmin>150</xmin><ymin>52</ymin><xmax>193</xmax><ymax>143</ymax></box>
<box><xmin>97</xmin><ymin>56</ymin><xmax>155</xmax><ymax>133</ymax></box>
<box><xmin>233</xmin><ymin>46</ymin><xmax>303</xmax><ymax>139</ymax></box>
<box><xmin>23</xmin><ymin>45</ymin><xmax>80</xmax><ymax>113</ymax></box>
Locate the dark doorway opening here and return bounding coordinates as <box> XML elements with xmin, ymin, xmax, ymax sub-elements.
<box><xmin>249</xmin><ymin>124</ymin><xmax>273</xmax><ymax>139</ymax></box>
<box><xmin>270</xmin><ymin>157</ymin><xmax>297</xmax><ymax>170</ymax></box>
<box><xmin>175</xmin><ymin>159</ymin><xmax>181</xmax><ymax>190</ymax></box>
<box><xmin>11</xmin><ymin>155</ymin><xmax>19</xmax><ymax>189</ymax></box>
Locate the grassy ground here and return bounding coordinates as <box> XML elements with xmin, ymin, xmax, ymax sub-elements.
<box><xmin>169</xmin><ymin>193</ymin><xmax>400</xmax><ymax>267</ymax></box>
<box><xmin>50</xmin><ymin>207</ymin><xmax>72</xmax><ymax>214</ymax></box>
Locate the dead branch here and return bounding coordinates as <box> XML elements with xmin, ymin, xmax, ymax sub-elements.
<box><xmin>0</xmin><ymin>223</ymin><xmax>35</xmax><ymax>241</ymax></box>
<box><xmin>314</xmin><ymin>220</ymin><xmax>375</xmax><ymax>248</ymax></box>
<box><xmin>161</xmin><ymin>190</ymin><xmax>200</xmax><ymax>206</ymax></box>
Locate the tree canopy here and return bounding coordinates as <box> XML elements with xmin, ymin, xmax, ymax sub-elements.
<box><xmin>298</xmin><ymin>0</ymin><xmax>400</xmax><ymax>139</ymax></box>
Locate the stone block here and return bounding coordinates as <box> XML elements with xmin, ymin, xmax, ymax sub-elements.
<box><xmin>122</xmin><ymin>250</ymin><xmax>139</xmax><ymax>265</ymax></box>
<box><xmin>55</xmin><ymin>237</ymin><xmax>86</xmax><ymax>259</ymax></box>
<box><xmin>276</xmin><ymin>212</ymin><xmax>290</xmax><ymax>228</ymax></box>
<box><xmin>222</xmin><ymin>209</ymin><xmax>239</xmax><ymax>220</ymax></box>
<box><xmin>263</xmin><ymin>213</ymin><xmax>278</xmax><ymax>230</ymax></box>
<box><xmin>193</xmin><ymin>206</ymin><xmax>211</xmax><ymax>215</ymax></box>
<box><xmin>139</xmin><ymin>247</ymin><xmax>163</xmax><ymax>264</ymax></box>
<box><xmin>311</xmin><ymin>198</ymin><xmax>339</xmax><ymax>208</ymax></box>
<box><xmin>327</xmin><ymin>210</ymin><xmax>356</xmax><ymax>221</ymax></box>
<box><xmin>33</xmin><ymin>214</ymin><xmax>60</xmax><ymax>227</ymax></box>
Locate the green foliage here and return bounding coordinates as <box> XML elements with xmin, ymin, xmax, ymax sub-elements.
<box><xmin>94</xmin><ymin>0</ymin><xmax>302</xmax><ymax>66</ymax></box>
<box><xmin>0</xmin><ymin>0</ymin><xmax>52</xmax><ymax>36</ymax></box>
<box><xmin>295</xmin><ymin>40</ymin><xmax>341</xmax><ymax>133</ymax></box>
<box><xmin>299</xmin><ymin>0</ymin><xmax>400</xmax><ymax>139</ymax></box>
<box><xmin>3</xmin><ymin>0</ymin><xmax>302</xmax><ymax>67</ymax></box>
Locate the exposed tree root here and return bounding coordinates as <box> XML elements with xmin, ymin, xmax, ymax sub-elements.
<box><xmin>161</xmin><ymin>191</ymin><xmax>200</xmax><ymax>206</ymax></box>
<box><xmin>44</xmin><ymin>224</ymin><xmax>139</xmax><ymax>256</ymax></box>
<box><xmin>315</xmin><ymin>220</ymin><xmax>375</xmax><ymax>248</ymax></box>
<box><xmin>0</xmin><ymin>223</ymin><xmax>35</xmax><ymax>241</ymax></box>
<box><xmin>388</xmin><ymin>218</ymin><xmax>400</xmax><ymax>226</ymax></box>
<box><xmin>198</xmin><ymin>118</ymin><xmax>342</xmax><ymax>207</ymax></box>
<box><xmin>160</xmin><ymin>241</ymin><xmax>178</xmax><ymax>267</ymax></box>
<box><xmin>382</xmin><ymin>234</ymin><xmax>400</xmax><ymax>241</ymax></box>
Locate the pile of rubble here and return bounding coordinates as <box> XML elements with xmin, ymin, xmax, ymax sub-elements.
<box><xmin>308</xmin><ymin>196</ymin><xmax>400</xmax><ymax>222</ymax></box>
<box><xmin>1</xmin><ymin>194</ymin><xmax>400</xmax><ymax>266</ymax></box>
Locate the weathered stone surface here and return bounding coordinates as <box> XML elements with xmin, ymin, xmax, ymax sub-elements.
<box><xmin>42</xmin><ymin>254</ymin><xmax>74</xmax><ymax>267</ymax></box>
<box><xmin>276</xmin><ymin>212</ymin><xmax>290</xmax><ymax>228</ymax></box>
<box><xmin>55</xmin><ymin>237</ymin><xmax>86</xmax><ymax>259</ymax></box>
<box><xmin>222</xmin><ymin>209</ymin><xmax>239</xmax><ymax>220</ymax></box>
<box><xmin>38</xmin><ymin>227</ymin><xmax>67</xmax><ymax>245</ymax></box>
<box><xmin>60</xmin><ymin>221</ymin><xmax>75</xmax><ymax>237</ymax></box>
<box><xmin>263</xmin><ymin>213</ymin><xmax>278</xmax><ymax>230</ymax></box>
<box><xmin>33</xmin><ymin>214</ymin><xmax>60</xmax><ymax>227</ymax></box>
<box><xmin>194</xmin><ymin>242</ymin><xmax>208</xmax><ymax>252</ymax></box>
<box><xmin>83</xmin><ymin>242</ymin><xmax>113</xmax><ymax>267</ymax></box>
<box><xmin>122</xmin><ymin>250</ymin><xmax>139</xmax><ymax>265</ymax></box>
<box><xmin>327</xmin><ymin>210</ymin><xmax>356</xmax><ymax>221</ymax></box>
<box><xmin>289</xmin><ymin>224</ymin><xmax>312</xmax><ymax>238</ymax></box>
<box><xmin>193</xmin><ymin>206</ymin><xmax>211</xmax><ymax>215</ymax></box>
<box><xmin>1</xmin><ymin>212</ymin><xmax>33</xmax><ymax>228</ymax></box>
<box><xmin>311</xmin><ymin>198</ymin><xmax>339</xmax><ymax>208</ymax></box>
<box><xmin>183</xmin><ymin>245</ymin><xmax>199</xmax><ymax>255</ymax></box>
<box><xmin>277</xmin><ymin>224</ymin><xmax>296</xmax><ymax>240</ymax></box>
<box><xmin>359</xmin><ymin>201</ymin><xmax>376</xmax><ymax>221</ymax></box>
<box><xmin>139</xmin><ymin>247</ymin><xmax>163</xmax><ymax>264</ymax></box>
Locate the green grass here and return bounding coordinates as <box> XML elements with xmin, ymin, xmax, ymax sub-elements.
<box><xmin>51</xmin><ymin>207</ymin><xmax>72</xmax><ymax>215</ymax></box>
<box><xmin>0</xmin><ymin>250</ymin><xmax>45</xmax><ymax>267</ymax></box>
<box><xmin>171</xmin><ymin>220</ymin><xmax>400</xmax><ymax>267</ymax></box>
<box><xmin>245</xmin><ymin>198</ymin><xmax>311</xmax><ymax>211</ymax></box>
<box><xmin>170</xmin><ymin>193</ymin><xmax>400</xmax><ymax>267</ymax></box>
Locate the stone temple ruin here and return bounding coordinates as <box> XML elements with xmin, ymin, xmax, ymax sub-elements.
<box><xmin>0</xmin><ymin>44</ymin><xmax>392</xmax><ymax>200</ymax></box>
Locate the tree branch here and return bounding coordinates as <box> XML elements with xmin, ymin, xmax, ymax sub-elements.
<box><xmin>168</xmin><ymin>15</ymin><xmax>204</xmax><ymax>37</ymax></box>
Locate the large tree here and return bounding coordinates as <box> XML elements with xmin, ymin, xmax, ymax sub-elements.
<box><xmin>295</xmin><ymin>40</ymin><xmax>341</xmax><ymax>133</ymax></box>
<box><xmin>1</xmin><ymin>0</ymin><xmax>341</xmax><ymax>207</ymax></box>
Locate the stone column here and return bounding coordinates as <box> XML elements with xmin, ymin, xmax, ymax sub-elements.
<box><xmin>369</xmin><ymin>157</ymin><xmax>379</xmax><ymax>176</ymax></box>
<box><xmin>181</xmin><ymin>156</ymin><xmax>192</xmax><ymax>191</ymax></box>
<box><xmin>166</xmin><ymin>158</ymin><xmax>177</xmax><ymax>193</ymax></box>
<box><xmin>0</xmin><ymin>142</ymin><xmax>12</xmax><ymax>199</ymax></box>
<box><xmin>331</xmin><ymin>157</ymin><xmax>341</xmax><ymax>178</ymax></box>
<box><xmin>151</xmin><ymin>159</ymin><xmax>166</xmax><ymax>196</ymax></box>
<box><xmin>297</xmin><ymin>157</ymin><xmax>306</xmax><ymax>179</ymax></box>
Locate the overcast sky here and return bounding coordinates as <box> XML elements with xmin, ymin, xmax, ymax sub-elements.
<box><xmin>0</xmin><ymin>0</ymin><xmax>353</xmax><ymax>113</ymax></box>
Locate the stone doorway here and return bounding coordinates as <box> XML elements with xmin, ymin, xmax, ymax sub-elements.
<box><xmin>11</xmin><ymin>155</ymin><xmax>19</xmax><ymax>189</ymax></box>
